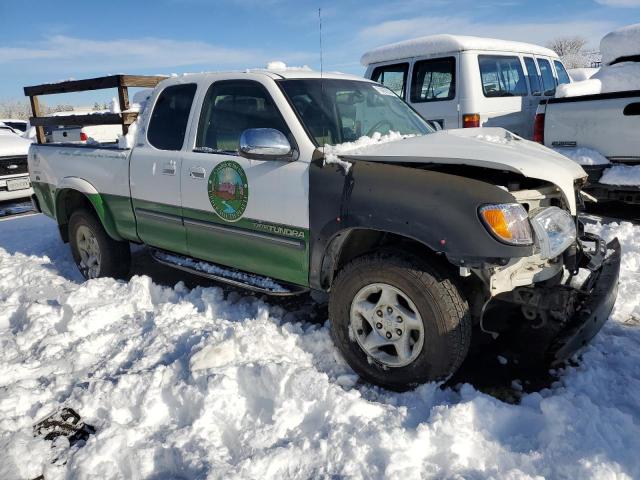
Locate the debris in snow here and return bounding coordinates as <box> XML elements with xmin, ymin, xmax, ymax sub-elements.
<box><xmin>601</xmin><ymin>23</ymin><xmax>640</xmax><ymax>66</ymax></box>
<box><xmin>0</xmin><ymin>215</ymin><xmax>639</xmax><ymax>479</ymax></box>
<box><xmin>600</xmin><ymin>164</ymin><xmax>640</xmax><ymax>186</ymax></box>
<box><xmin>554</xmin><ymin>147</ymin><xmax>610</xmax><ymax>166</ymax></box>
<box><xmin>361</xmin><ymin>34</ymin><xmax>556</xmax><ymax>66</ymax></box>
<box><xmin>33</xmin><ymin>407</ymin><xmax>95</xmax><ymax>446</ymax></box>
<box><xmin>322</xmin><ymin>131</ymin><xmax>414</xmax><ymax>173</ymax></box>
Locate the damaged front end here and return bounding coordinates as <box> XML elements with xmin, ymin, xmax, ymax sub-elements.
<box><xmin>494</xmin><ymin>231</ymin><xmax>621</xmax><ymax>364</ymax></box>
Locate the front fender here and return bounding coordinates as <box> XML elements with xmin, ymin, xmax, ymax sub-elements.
<box><xmin>309</xmin><ymin>160</ymin><xmax>534</xmax><ymax>289</ymax></box>
<box><xmin>55</xmin><ymin>177</ymin><xmax>123</xmax><ymax>241</ymax></box>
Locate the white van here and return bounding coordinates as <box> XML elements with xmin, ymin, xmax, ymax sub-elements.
<box><xmin>362</xmin><ymin>34</ymin><xmax>572</xmax><ymax>139</ymax></box>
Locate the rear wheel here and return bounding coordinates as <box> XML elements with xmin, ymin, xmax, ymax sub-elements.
<box><xmin>329</xmin><ymin>251</ymin><xmax>471</xmax><ymax>391</ymax></box>
<box><xmin>68</xmin><ymin>209</ymin><xmax>130</xmax><ymax>280</ymax></box>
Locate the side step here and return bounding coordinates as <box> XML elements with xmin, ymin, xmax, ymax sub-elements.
<box><xmin>149</xmin><ymin>249</ymin><xmax>308</xmax><ymax>296</ymax></box>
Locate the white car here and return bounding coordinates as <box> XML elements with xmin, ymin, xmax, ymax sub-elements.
<box><xmin>0</xmin><ymin>119</ymin><xmax>28</xmax><ymax>134</ymax></box>
<box><xmin>0</xmin><ymin>124</ymin><xmax>33</xmax><ymax>201</ymax></box>
<box><xmin>362</xmin><ymin>34</ymin><xmax>571</xmax><ymax>139</ymax></box>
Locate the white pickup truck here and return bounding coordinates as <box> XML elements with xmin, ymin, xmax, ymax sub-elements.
<box><xmin>27</xmin><ymin>69</ymin><xmax>620</xmax><ymax>391</ymax></box>
<box><xmin>535</xmin><ymin>24</ymin><xmax>640</xmax><ymax>204</ymax></box>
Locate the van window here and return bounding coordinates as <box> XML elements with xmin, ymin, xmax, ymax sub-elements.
<box><xmin>554</xmin><ymin>60</ymin><xmax>571</xmax><ymax>85</ymax></box>
<box><xmin>478</xmin><ymin>55</ymin><xmax>528</xmax><ymax>97</ymax></box>
<box><xmin>523</xmin><ymin>57</ymin><xmax>542</xmax><ymax>96</ymax></box>
<box><xmin>148</xmin><ymin>84</ymin><xmax>197</xmax><ymax>150</ymax></box>
<box><xmin>410</xmin><ymin>57</ymin><xmax>456</xmax><ymax>103</ymax></box>
<box><xmin>196</xmin><ymin>80</ymin><xmax>291</xmax><ymax>153</ymax></box>
<box><xmin>371</xmin><ymin>63</ymin><xmax>408</xmax><ymax>98</ymax></box>
<box><xmin>537</xmin><ymin>58</ymin><xmax>556</xmax><ymax>96</ymax></box>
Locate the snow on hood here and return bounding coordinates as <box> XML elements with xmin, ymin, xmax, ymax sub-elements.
<box><xmin>338</xmin><ymin>128</ymin><xmax>586</xmax><ymax>214</ymax></box>
<box><xmin>0</xmin><ymin>129</ymin><xmax>32</xmax><ymax>157</ymax></box>
<box><xmin>601</xmin><ymin>23</ymin><xmax>640</xmax><ymax>66</ymax></box>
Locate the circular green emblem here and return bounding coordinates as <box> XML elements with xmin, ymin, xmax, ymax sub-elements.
<box><xmin>207</xmin><ymin>161</ymin><xmax>249</xmax><ymax>222</ymax></box>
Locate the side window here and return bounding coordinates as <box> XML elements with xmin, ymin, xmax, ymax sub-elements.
<box><xmin>478</xmin><ymin>55</ymin><xmax>528</xmax><ymax>97</ymax></box>
<box><xmin>554</xmin><ymin>60</ymin><xmax>571</xmax><ymax>85</ymax></box>
<box><xmin>147</xmin><ymin>84</ymin><xmax>197</xmax><ymax>151</ymax></box>
<box><xmin>537</xmin><ymin>58</ymin><xmax>556</xmax><ymax>96</ymax></box>
<box><xmin>523</xmin><ymin>57</ymin><xmax>542</xmax><ymax>96</ymax></box>
<box><xmin>371</xmin><ymin>63</ymin><xmax>408</xmax><ymax>97</ymax></box>
<box><xmin>410</xmin><ymin>57</ymin><xmax>456</xmax><ymax>102</ymax></box>
<box><xmin>196</xmin><ymin>80</ymin><xmax>290</xmax><ymax>153</ymax></box>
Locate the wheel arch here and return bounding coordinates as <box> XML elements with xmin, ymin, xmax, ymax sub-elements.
<box><xmin>54</xmin><ymin>178</ymin><xmax>123</xmax><ymax>242</ymax></box>
<box><xmin>318</xmin><ymin>227</ymin><xmax>450</xmax><ymax>291</ymax></box>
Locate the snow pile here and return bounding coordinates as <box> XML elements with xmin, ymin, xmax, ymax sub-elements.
<box><xmin>600</xmin><ymin>164</ymin><xmax>640</xmax><ymax>186</ymax></box>
<box><xmin>556</xmin><ymin>62</ymin><xmax>640</xmax><ymax>98</ymax></box>
<box><xmin>361</xmin><ymin>34</ymin><xmax>556</xmax><ymax>66</ymax></box>
<box><xmin>554</xmin><ymin>147</ymin><xmax>610</xmax><ymax>166</ymax></box>
<box><xmin>568</xmin><ymin>68</ymin><xmax>599</xmax><ymax>82</ymax></box>
<box><xmin>475</xmin><ymin>133</ymin><xmax>516</xmax><ymax>145</ymax></box>
<box><xmin>265</xmin><ymin>61</ymin><xmax>312</xmax><ymax>72</ymax></box>
<box><xmin>323</xmin><ymin>131</ymin><xmax>414</xmax><ymax>172</ymax></box>
<box><xmin>601</xmin><ymin>23</ymin><xmax>640</xmax><ymax>66</ymax></box>
<box><xmin>0</xmin><ymin>215</ymin><xmax>639</xmax><ymax>479</ymax></box>
<box><xmin>557</xmin><ymin>24</ymin><xmax>640</xmax><ymax>98</ymax></box>
<box><xmin>117</xmin><ymin>89</ymin><xmax>153</xmax><ymax>149</ymax></box>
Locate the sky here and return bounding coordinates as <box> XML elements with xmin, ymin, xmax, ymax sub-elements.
<box><xmin>1</xmin><ymin>0</ymin><xmax>639</xmax><ymax>105</ymax></box>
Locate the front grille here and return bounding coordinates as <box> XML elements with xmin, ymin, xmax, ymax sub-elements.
<box><xmin>0</xmin><ymin>156</ymin><xmax>28</xmax><ymax>176</ymax></box>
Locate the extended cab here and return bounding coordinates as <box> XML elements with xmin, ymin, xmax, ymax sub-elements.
<box><xmin>26</xmin><ymin>70</ymin><xmax>620</xmax><ymax>390</ymax></box>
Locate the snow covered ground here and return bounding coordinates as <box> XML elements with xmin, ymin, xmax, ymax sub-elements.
<box><xmin>0</xmin><ymin>214</ymin><xmax>639</xmax><ymax>480</ymax></box>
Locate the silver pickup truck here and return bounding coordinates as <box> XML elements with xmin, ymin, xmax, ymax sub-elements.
<box><xmin>26</xmin><ymin>69</ymin><xmax>620</xmax><ymax>391</ymax></box>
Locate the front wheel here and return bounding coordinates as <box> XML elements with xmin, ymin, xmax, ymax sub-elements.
<box><xmin>329</xmin><ymin>251</ymin><xmax>471</xmax><ymax>391</ymax></box>
<box><xmin>68</xmin><ymin>209</ymin><xmax>131</xmax><ymax>280</ymax></box>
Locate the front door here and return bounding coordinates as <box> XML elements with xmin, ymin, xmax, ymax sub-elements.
<box><xmin>180</xmin><ymin>79</ymin><xmax>309</xmax><ymax>286</ymax></box>
<box><xmin>130</xmin><ymin>83</ymin><xmax>197</xmax><ymax>254</ymax></box>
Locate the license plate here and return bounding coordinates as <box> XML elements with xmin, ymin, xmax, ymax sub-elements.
<box><xmin>6</xmin><ymin>177</ymin><xmax>31</xmax><ymax>191</ymax></box>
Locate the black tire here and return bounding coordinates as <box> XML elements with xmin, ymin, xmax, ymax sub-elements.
<box><xmin>68</xmin><ymin>209</ymin><xmax>130</xmax><ymax>280</ymax></box>
<box><xmin>329</xmin><ymin>250</ymin><xmax>471</xmax><ymax>391</ymax></box>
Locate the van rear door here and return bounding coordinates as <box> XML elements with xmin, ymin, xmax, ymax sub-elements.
<box><xmin>408</xmin><ymin>55</ymin><xmax>459</xmax><ymax>129</ymax></box>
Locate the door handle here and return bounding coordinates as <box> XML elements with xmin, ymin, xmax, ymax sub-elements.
<box><xmin>189</xmin><ymin>166</ymin><xmax>206</xmax><ymax>179</ymax></box>
<box><xmin>161</xmin><ymin>161</ymin><xmax>176</xmax><ymax>176</ymax></box>
<box><xmin>623</xmin><ymin>103</ymin><xmax>640</xmax><ymax>116</ymax></box>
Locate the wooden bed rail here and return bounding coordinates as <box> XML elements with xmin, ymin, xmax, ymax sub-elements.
<box><xmin>23</xmin><ymin>74</ymin><xmax>167</xmax><ymax>144</ymax></box>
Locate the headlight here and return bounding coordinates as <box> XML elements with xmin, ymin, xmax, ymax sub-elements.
<box><xmin>530</xmin><ymin>207</ymin><xmax>576</xmax><ymax>259</ymax></box>
<box><xmin>479</xmin><ymin>203</ymin><xmax>533</xmax><ymax>245</ymax></box>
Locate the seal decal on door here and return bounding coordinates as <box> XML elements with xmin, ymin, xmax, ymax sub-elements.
<box><xmin>207</xmin><ymin>161</ymin><xmax>249</xmax><ymax>222</ymax></box>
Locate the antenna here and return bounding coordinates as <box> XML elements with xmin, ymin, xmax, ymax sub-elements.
<box><xmin>318</xmin><ymin>8</ymin><xmax>324</xmax><ymax>78</ymax></box>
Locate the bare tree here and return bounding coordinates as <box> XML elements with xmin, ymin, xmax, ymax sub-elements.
<box><xmin>546</xmin><ymin>36</ymin><xmax>592</xmax><ymax>69</ymax></box>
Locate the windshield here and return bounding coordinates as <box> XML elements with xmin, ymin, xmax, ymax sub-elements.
<box><xmin>278</xmin><ymin>79</ymin><xmax>433</xmax><ymax>146</ymax></box>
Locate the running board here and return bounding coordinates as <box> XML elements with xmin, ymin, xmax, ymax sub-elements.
<box><xmin>149</xmin><ymin>249</ymin><xmax>307</xmax><ymax>296</ymax></box>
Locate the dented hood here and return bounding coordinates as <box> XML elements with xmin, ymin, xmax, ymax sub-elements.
<box><xmin>340</xmin><ymin>127</ymin><xmax>587</xmax><ymax>214</ymax></box>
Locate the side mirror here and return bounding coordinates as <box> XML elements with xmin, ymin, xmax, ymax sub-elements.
<box><xmin>239</xmin><ymin>128</ymin><xmax>293</xmax><ymax>160</ymax></box>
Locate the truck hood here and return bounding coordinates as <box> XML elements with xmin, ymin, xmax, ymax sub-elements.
<box><xmin>340</xmin><ymin>127</ymin><xmax>587</xmax><ymax>214</ymax></box>
<box><xmin>0</xmin><ymin>129</ymin><xmax>32</xmax><ymax>157</ymax></box>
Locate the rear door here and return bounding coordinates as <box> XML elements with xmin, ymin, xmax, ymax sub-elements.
<box><xmin>409</xmin><ymin>56</ymin><xmax>458</xmax><ymax>129</ymax></box>
<box><xmin>130</xmin><ymin>83</ymin><xmax>197</xmax><ymax>254</ymax></box>
<box><xmin>180</xmin><ymin>79</ymin><xmax>309</xmax><ymax>286</ymax></box>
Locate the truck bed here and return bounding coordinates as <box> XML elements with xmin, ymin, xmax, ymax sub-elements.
<box><xmin>544</xmin><ymin>90</ymin><xmax>640</xmax><ymax>162</ymax></box>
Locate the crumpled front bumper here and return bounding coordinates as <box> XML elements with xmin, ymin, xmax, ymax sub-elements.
<box><xmin>551</xmin><ymin>233</ymin><xmax>621</xmax><ymax>364</ymax></box>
